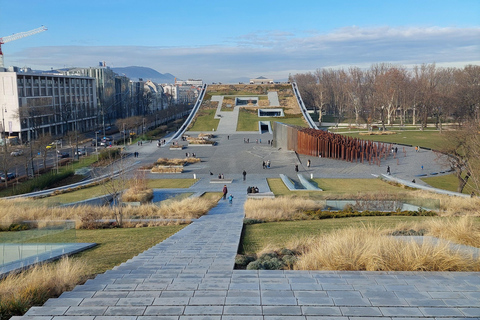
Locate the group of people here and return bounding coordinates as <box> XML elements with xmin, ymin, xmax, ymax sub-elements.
<box><xmin>262</xmin><ymin>160</ymin><xmax>271</xmax><ymax>169</ymax></box>
<box><xmin>185</xmin><ymin>152</ymin><xmax>196</xmax><ymax>158</ymax></box>
<box><xmin>222</xmin><ymin>184</ymin><xmax>234</xmax><ymax>204</ymax></box>
<box><xmin>247</xmin><ymin>186</ymin><xmax>259</xmax><ymax>194</ymax></box>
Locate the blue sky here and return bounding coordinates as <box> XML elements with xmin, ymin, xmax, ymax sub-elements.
<box><xmin>1</xmin><ymin>0</ymin><xmax>479</xmax><ymax>82</ymax></box>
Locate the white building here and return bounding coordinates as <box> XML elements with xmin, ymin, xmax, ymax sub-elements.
<box><xmin>250</xmin><ymin>76</ymin><xmax>274</xmax><ymax>84</ymax></box>
<box><xmin>0</xmin><ymin>68</ymin><xmax>97</xmax><ymax>142</ymax></box>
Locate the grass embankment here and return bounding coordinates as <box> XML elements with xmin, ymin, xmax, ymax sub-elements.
<box><xmin>241</xmin><ymin>212</ymin><xmax>480</xmax><ymax>271</ymax></box>
<box><xmin>294</xmin><ymin>224</ymin><xmax>480</xmax><ymax>271</ymax></box>
<box><xmin>29</xmin><ymin>178</ymin><xmax>197</xmax><ymax>207</ymax></box>
<box><xmin>0</xmin><ymin>196</ymin><xmax>218</xmax><ymax>227</ymax></box>
<box><xmin>267</xmin><ymin>178</ymin><xmax>413</xmax><ymax>199</ymax></box>
<box><xmin>237</xmin><ymin>108</ymin><xmax>306</xmax><ymax>131</ymax></box>
<box><xmin>340</xmin><ymin>130</ymin><xmax>446</xmax><ymax>150</ymax></box>
<box><xmin>422</xmin><ymin>173</ymin><xmax>476</xmax><ymax>195</ymax></box>
<box><xmin>188</xmin><ymin>109</ymin><xmax>219</xmax><ymax>132</ymax></box>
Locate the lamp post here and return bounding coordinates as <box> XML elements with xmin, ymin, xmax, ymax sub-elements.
<box><xmin>123</xmin><ymin>123</ymin><xmax>126</xmax><ymax>149</ymax></box>
<box><xmin>95</xmin><ymin>131</ymin><xmax>98</xmax><ymax>161</ymax></box>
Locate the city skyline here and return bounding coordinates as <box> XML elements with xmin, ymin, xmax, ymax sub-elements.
<box><xmin>1</xmin><ymin>0</ymin><xmax>479</xmax><ymax>83</ymax></box>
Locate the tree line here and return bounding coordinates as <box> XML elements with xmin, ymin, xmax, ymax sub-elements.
<box><xmin>290</xmin><ymin>63</ymin><xmax>479</xmax><ymax>130</ymax></box>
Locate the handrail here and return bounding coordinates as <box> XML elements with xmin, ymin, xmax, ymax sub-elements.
<box><xmin>167</xmin><ymin>84</ymin><xmax>208</xmax><ymax>143</ymax></box>
<box><xmin>292</xmin><ymin>82</ymin><xmax>318</xmax><ymax>129</ymax></box>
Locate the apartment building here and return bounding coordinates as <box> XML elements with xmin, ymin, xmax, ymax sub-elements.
<box><xmin>0</xmin><ymin>67</ymin><xmax>97</xmax><ymax>143</ymax></box>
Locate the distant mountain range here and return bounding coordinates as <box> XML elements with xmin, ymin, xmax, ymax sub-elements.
<box><xmin>112</xmin><ymin>66</ymin><xmax>176</xmax><ymax>83</ymax></box>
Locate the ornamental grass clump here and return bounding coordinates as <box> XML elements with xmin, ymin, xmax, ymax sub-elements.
<box><xmin>244</xmin><ymin>197</ymin><xmax>319</xmax><ymax>222</ymax></box>
<box><xmin>294</xmin><ymin>227</ymin><xmax>480</xmax><ymax>272</ymax></box>
<box><xmin>0</xmin><ymin>258</ymin><xmax>86</xmax><ymax>320</ymax></box>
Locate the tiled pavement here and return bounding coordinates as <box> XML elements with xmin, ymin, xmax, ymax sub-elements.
<box><xmin>16</xmin><ymin>179</ymin><xmax>480</xmax><ymax>319</ymax></box>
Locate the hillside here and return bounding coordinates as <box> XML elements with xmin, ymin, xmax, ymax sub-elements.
<box><xmin>112</xmin><ymin>66</ymin><xmax>176</xmax><ymax>83</ymax></box>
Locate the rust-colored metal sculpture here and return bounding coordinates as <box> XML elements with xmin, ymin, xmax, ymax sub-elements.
<box><xmin>296</xmin><ymin>128</ymin><xmax>392</xmax><ymax>165</ymax></box>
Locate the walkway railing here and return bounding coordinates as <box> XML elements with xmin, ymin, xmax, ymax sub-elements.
<box><xmin>292</xmin><ymin>82</ymin><xmax>318</xmax><ymax>129</ymax></box>
<box><xmin>167</xmin><ymin>84</ymin><xmax>208</xmax><ymax>143</ymax></box>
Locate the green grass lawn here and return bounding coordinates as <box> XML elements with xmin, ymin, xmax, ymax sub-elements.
<box><xmin>267</xmin><ymin>178</ymin><xmax>412</xmax><ymax>199</ymax></box>
<box><xmin>340</xmin><ymin>130</ymin><xmax>447</xmax><ymax>150</ymax></box>
<box><xmin>240</xmin><ymin>216</ymin><xmax>437</xmax><ymax>255</ymax></box>
<box><xmin>188</xmin><ymin>109</ymin><xmax>219</xmax><ymax>132</ymax></box>
<box><xmin>237</xmin><ymin>109</ymin><xmax>307</xmax><ymax>131</ymax></box>
<box><xmin>27</xmin><ymin>226</ymin><xmax>184</xmax><ymax>276</ymax></box>
<box><xmin>422</xmin><ymin>173</ymin><xmax>475</xmax><ymax>195</ymax></box>
<box><xmin>31</xmin><ymin>179</ymin><xmax>197</xmax><ymax>207</ymax></box>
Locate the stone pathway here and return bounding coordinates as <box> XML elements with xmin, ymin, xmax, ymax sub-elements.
<box><xmin>16</xmin><ymin>177</ymin><xmax>480</xmax><ymax>319</ymax></box>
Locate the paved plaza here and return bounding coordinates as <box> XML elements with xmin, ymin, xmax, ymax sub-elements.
<box><xmin>14</xmin><ymin>115</ymin><xmax>480</xmax><ymax>319</ymax></box>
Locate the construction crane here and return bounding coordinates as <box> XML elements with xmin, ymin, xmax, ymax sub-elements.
<box><xmin>0</xmin><ymin>26</ymin><xmax>47</xmax><ymax>68</ymax></box>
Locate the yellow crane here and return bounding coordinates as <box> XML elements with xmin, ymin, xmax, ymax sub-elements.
<box><xmin>0</xmin><ymin>26</ymin><xmax>47</xmax><ymax>68</ymax></box>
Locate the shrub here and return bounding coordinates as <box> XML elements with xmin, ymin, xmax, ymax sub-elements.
<box><xmin>235</xmin><ymin>255</ymin><xmax>256</xmax><ymax>267</ymax></box>
<box><xmin>98</xmin><ymin>148</ymin><xmax>121</xmax><ymax>161</ymax></box>
<box><xmin>10</xmin><ymin>170</ymin><xmax>74</xmax><ymax>196</ymax></box>
<box><xmin>243</xmin><ymin>218</ymin><xmax>263</xmax><ymax>225</ymax></box>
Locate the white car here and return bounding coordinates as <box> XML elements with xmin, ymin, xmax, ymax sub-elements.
<box><xmin>10</xmin><ymin>149</ymin><xmax>24</xmax><ymax>156</ymax></box>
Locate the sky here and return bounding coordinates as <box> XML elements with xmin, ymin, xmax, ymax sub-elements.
<box><xmin>0</xmin><ymin>0</ymin><xmax>479</xmax><ymax>83</ymax></box>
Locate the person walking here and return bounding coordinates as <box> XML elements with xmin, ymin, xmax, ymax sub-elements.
<box><xmin>242</xmin><ymin>170</ymin><xmax>247</xmax><ymax>181</ymax></box>
<box><xmin>307</xmin><ymin>159</ymin><xmax>311</xmax><ymax>168</ymax></box>
<box><xmin>222</xmin><ymin>185</ymin><xmax>228</xmax><ymax>200</ymax></box>
<box><xmin>387</xmin><ymin>165</ymin><xmax>391</xmax><ymax>175</ymax></box>
<box><xmin>295</xmin><ymin>164</ymin><xmax>299</xmax><ymax>172</ymax></box>
<box><xmin>228</xmin><ymin>194</ymin><xmax>234</xmax><ymax>205</ymax></box>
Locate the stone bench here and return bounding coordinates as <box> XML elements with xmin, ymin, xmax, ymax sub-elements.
<box><xmin>247</xmin><ymin>192</ymin><xmax>275</xmax><ymax>199</ymax></box>
<box><xmin>210</xmin><ymin>179</ymin><xmax>233</xmax><ymax>183</ymax></box>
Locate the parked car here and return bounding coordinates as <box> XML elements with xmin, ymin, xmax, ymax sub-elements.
<box><xmin>74</xmin><ymin>149</ymin><xmax>85</xmax><ymax>156</ymax></box>
<box><xmin>0</xmin><ymin>172</ymin><xmax>16</xmax><ymax>181</ymax></box>
<box><xmin>10</xmin><ymin>149</ymin><xmax>24</xmax><ymax>156</ymax></box>
<box><xmin>57</xmin><ymin>152</ymin><xmax>70</xmax><ymax>159</ymax></box>
<box><xmin>46</xmin><ymin>140</ymin><xmax>61</xmax><ymax>149</ymax></box>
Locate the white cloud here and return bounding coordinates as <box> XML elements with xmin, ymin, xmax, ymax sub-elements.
<box><xmin>7</xmin><ymin>26</ymin><xmax>480</xmax><ymax>83</ymax></box>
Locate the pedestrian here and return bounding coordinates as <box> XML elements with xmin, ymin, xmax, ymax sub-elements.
<box><xmin>395</xmin><ymin>147</ymin><xmax>398</xmax><ymax>154</ymax></box>
<box><xmin>242</xmin><ymin>170</ymin><xmax>247</xmax><ymax>181</ymax></box>
<box><xmin>421</xmin><ymin>165</ymin><xmax>423</xmax><ymax>170</ymax></box>
<box><xmin>387</xmin><ymin>165</ymin><xmax>391</xmax><ymax>175</ymax></box>
<box><xmin>259</xmin><ymin>139</ymin><xmax>261</xmax><ymax>143</ymax></box>
<box><xmin>218</xmin><ymin>174</ymin><xmax>221</xmax><ymax>179</ymax></box>
<box><xmin>295</xmin><ymin>164</ymin><xmax>299</xmax><ymax>172</ymax></box>
<box><xmin>262</xmin><ymin>161</ymin><xmax>266</xmax><ymax>169</ymax></box>
<box><xmin>307</xmin><ymin>159</ymin><xmax>311</xmax><ymax>168</ymax></box>
<box><xmin>412</xmin><ymin>179</ymin><xmax>416</xmax><ymax>183</ymax></box>
<box><xmin>247</xmin><ymin>186</ymin><xmax>252</xmax><ymax>194</ymax></box>
<box><xmin>256</xmin><ymin>139</ymin><xmax>258</xmax><ymax>143</ymax></box>
<box><xmin>186</xmin><ymin>152</ymin><xmax>188</xmax><ymax>157</ymax></box>
<box><xmin>222</xmin><ymin>185</ymin><xmax>228</xmax><ymax>200</ymax></box>
<box><xmin>268</xmin><ymin>140</ymin><xmax>270</xmax><ymax>145</ymax></box>
<box><xmin>227</xmin><ymin>135</ymin><xmax>229</xmax><ymax>140</ymax></box>
<box><xmin>221</xmin><ymin>173</ymin><xmax>224</xmax><ymax>179</ymax></box>
<box><xmin>228</xmin><ymin>194</ymin><xmax>234</xmax><ymax>204</ymax></box>
<box><xmin>267</xmin><ymin>160</ymin><xmax>270</xmax><ymax>168</ymax></box>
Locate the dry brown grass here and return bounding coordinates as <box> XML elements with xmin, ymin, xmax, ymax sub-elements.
<box><xmin>383</xmin><ymin>216</ymin><xmax>480</xmax><ymax>248</ymax></box>
<box><xmin>294</xmin><ymin>227</ymin><xmax>480</xmax><ymax>271</ymax></box>
<box><xmin>151</xmin><ymin>166</ymin><xmax>183</xmax><ymax>173</ymax></box>
<box><xmin>244</xmin><ymin>197</ymin><xmax>320</xmax><ymax>221</ymax></box>
<box><xmin>410</xmin><ymin>190</ymin><xmax>480</xmax><ymax>216</ymax></box>
<box><xmin>121</xmin><ymin>171</ymin><xmax>153</xmax><ymax>203</ymax></box>
<box><xmin>0</xmin><ymin>197</ymin><xmax>218</xmax><ymax>228</ymax></box>
<box><xmin>155</xmin><ymin>158</ymin><xmax>201</xmax><ymax>166</ymax></box>
<box><xmin>0</xmin><ymin>257</ymin><xmax>86</xmax><ymax>319</ymax></box>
